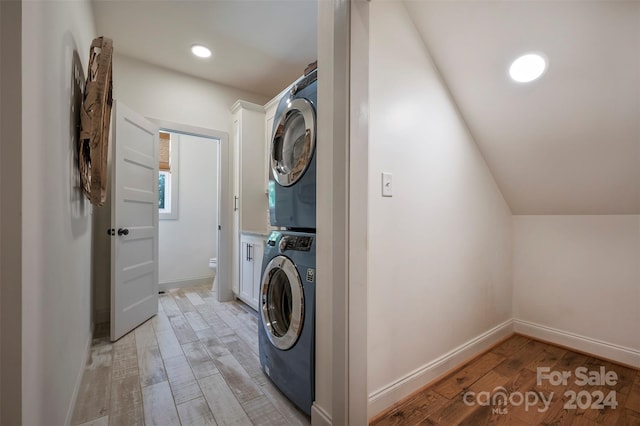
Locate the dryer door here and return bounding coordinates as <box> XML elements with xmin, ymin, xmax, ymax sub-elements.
<box><xmin>271</xmin><ymin>98</ymin><xmax>316</xmax><ymax>187</ymax></box>
<box><xmin>260</xmin><ymin>255</ymin><xmax>305</xmax><ymax>350</ymax></box>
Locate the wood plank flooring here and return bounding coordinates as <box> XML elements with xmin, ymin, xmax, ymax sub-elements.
<box><xmin>371</xmin><ymin>335</ymin><xmax>640</xmax><ymax>426</ymax></box>
<box><xmin>71</xmin><ymin>284</ymin><xmax>310</xmax><ymax>426</ymax></box>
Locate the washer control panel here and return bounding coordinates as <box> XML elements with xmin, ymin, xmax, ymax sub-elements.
<box><xmin>279</xmin><ymin>235</ymin><xmax>313</xmax><ymax>252</ymax></box>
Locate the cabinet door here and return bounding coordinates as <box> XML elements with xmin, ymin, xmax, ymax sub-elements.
<box><xmin>239</xmin><ymin>107</ymin><xmax>267</xmax><ymax>233</ymax></box>
<box><xmin>250</xmin><ymin>240</ymin><xmax>265</xmax><ymax>309</ymax></box>
<box><xmin>239</xmin><ymin>240</ymin><xmax>253</xmax><ymax>304</ymax></box>
<box><xmin>232</xmin><ymin>118</ymin><xmax>241</xmax><ymax>295</ymax></box>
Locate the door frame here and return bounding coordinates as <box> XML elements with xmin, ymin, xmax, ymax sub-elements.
<box><xmin>147</xmin><ymin>118</ymin><xmax>233</xmax><ymax>302</ymax></box>
<box><xmin>315</xmin><ymin>1</ymin><xmax>369</xmax><ymax>424</ymax></box>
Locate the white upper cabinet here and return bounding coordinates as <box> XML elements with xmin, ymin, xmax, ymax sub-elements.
<box><xmin>232</xmin><ymin>100</ymin><xmax>267</xmax><ymax>234</ymax></box>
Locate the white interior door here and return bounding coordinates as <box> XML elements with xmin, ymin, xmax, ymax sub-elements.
<box><xmin>110</xmin><ymin>100</ymin><xmax>159</xmax><ymax>341</ymax></box>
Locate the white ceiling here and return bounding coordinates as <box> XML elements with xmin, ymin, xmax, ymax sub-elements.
<box><xmin>94</xmin><ymin>0</ymin><xmax>639</xmax><ymax>215</ymax></box>
<box><xmin>405</xmin><ymin>0</ymin><xmax>640</xmax><ymax>215</ymax></box>
<box><xmin>92</xmin><ymin>0</ymin><xmax>317</xmax><ymax>99</ymax></box>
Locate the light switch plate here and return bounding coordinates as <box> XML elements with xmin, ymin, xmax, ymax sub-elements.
<box><xmin>382</xmin><ymin>172</ymin><xmax>392</xmax><ymax>197</ymax></box>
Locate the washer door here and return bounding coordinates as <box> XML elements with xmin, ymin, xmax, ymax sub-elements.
<box><xmin>271</xmin><ymin>98</ymin><xmax>316</xmax><ymax>187</ymax></box>
<box><xmin>260</xmin><ymin>255</ymin><xmax>305</xmax><ymax>350</ymax></box>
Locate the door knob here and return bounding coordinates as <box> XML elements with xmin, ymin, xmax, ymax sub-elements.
<box><xmin>117</xmin><ymin>228</ymin><xmax>129</xmax><ymax>236</ymax></box>
<box><xmin>107</xmin><ymin>228</ymin><xmax>115</xmax><ymax>236</ymax></box>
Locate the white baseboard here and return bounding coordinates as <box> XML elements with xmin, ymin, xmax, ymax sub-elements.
<box><xmin>311</xmin><ymin>402</ymin><xmax>332</xmax><ymax>426</ymax></box>
<box><xmin>65</xmin><ymin>331</ymin><xmax>92</xmax><ymax>426</ymax></box>
<box><xmin>513</xmin><ymin>319</ymin><xmax>640</xmax><ymax>368</ymax></box>
<box><xmin>368</xmin><ymin>319</ymin><xmax>514</xmax><ymax>417</ymax></box>
<box><xmin>159</xmin><ymin>276</ymin><xmax>214</xmax><ymax>292</ymax></box>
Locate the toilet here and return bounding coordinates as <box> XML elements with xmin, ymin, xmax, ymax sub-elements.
<box><xmin>208</xmin><ymin>258</ymin><xmax>217</xmax><ymax>290</ymax></box>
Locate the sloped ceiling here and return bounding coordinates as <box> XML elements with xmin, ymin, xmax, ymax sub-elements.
<box><xmin>405</xmin><ymin>1</ymin><xmax>640</xmax><ymax>215</ymax></box>
<box><xmin>92</xmin><ymin>0</ymin><xmax>317</xmax><ymax>99</ymax></box>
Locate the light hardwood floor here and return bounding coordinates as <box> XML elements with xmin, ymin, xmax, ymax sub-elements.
<box><xmin>371</xmin><ymin>335</ymin><xmax>640</xmax><ymax>425</ymax></box>
<box><xmin>71</xmin><ymin>284</ymin><xmax>311</xmax><ymax>426</ymax></box>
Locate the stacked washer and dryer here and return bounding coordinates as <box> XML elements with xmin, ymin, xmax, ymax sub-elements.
<box><xmin>259</xmin><ymin>66</ymin><xmax>317</xmax><ymax>416</ymax></box>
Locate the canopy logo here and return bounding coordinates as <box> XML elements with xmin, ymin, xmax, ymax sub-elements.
<box><xmin>462</xmin><ymin>366</ymin><xmax>619</xmax><ymax>415</ymax></box>
<box><xmin>462</xmin><ymin>387</ymin><xmax>552</xmax><ymax>414</ymax></box>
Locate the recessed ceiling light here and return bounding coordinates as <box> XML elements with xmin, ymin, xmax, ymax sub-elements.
<box><xmin>191</xmin><ymin>44</ymin><xmax>212</xmax><ymax>58</ymax></box>
<box><xmin>509</xmin><ymin>53</ymin><xmax>547</xmax><ymax>83</ymax></box>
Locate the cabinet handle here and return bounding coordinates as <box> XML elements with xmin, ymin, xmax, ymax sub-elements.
<box><xmin>248</xmin><ymin>244</ymin><xmax>252</xmax><ymax>261</ymax></box>
<box><xmin>234</xmin><ymin>196</ymin><xmax>239</xmax><ymax>211</ymax></box>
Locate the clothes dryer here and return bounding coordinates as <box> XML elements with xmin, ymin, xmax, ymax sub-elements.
<box><xmin>269</xmin><ymin>69</ymin><xmax>317</xmax><ymax>230</ymax></box>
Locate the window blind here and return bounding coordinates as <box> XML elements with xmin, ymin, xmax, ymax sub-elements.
<box><xmin>159</xmin><ymin>132</ymin><xmax>170</xmax><ymax>171</ymax></box>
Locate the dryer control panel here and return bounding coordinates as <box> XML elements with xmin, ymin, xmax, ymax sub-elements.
<box><xmin>278</xmin><ymin>235</ymin><xmax>313</xmax><ymax>252</ymax></box>
<box><xmin>290</xmin><ymin>68</ymin><xmax>317</xmax><ymax>96</ymax></box>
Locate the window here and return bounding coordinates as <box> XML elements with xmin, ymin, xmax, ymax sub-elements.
<box><xmin>159</xmin><ymin>170</ymin><xmax>171</xmax><ymax>210</ymax></box>
<box><xmin>159</xmin><ymin>131</ymin><xmax>179</xmax><ymax>220</ymax></box>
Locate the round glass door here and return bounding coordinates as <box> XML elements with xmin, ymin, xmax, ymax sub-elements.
<box><xmin>260</xmin><ymin>256</ymin><xmax>304</xmax><ymax>350</ymax></box>
<box><xmin>271</xmin><ymin>98</ymin><xmax>316</xmax><ymax>187</ymax></box>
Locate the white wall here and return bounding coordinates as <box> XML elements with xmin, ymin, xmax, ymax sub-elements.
<box><xmin>513</xmin><ymin>215</ymin><xmax>640</xmax><ymax>366</ymax></box>
<box><xmin>367</xmin><ymin>1</ymin><xmax>513</xmax><ymax>415</ymax></box>
<box><xmin>21</xmin><ymin>0</ymin><xmax>96</xmax><ymax>424</ymax></box>
<box><xmin>159</xmin><ymin>133</ymin><xmax>219</xmax><ymax>286</ymax></box>
<box><xmin>113</xmin><ymin>54</ymin><xmax>268</xmax><ymax>134</ymax></box>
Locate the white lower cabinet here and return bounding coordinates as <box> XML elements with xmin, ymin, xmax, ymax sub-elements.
<box><xmin>239</xmin><ymin>234</ymin><xmax>265</xmax><ymax>311</ymax></box>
